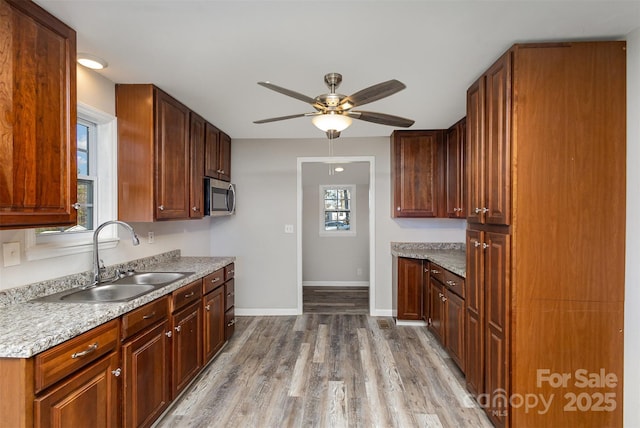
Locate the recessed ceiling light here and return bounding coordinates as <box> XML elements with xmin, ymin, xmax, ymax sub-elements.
<box><xmin>77</xmin><ymin>53</ymin><xmax>108</xmax><ymax>70</ymax></box>
<box><xmin>334</xmin><ymin>167</ymin><xmax>345</xmax><ymax>172</ymax></box>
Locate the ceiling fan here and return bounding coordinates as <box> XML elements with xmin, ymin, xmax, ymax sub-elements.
<box><xmin>253</xmin><ymin>73</ymin><xmax>415</xmax><ymax>139</ymax></box>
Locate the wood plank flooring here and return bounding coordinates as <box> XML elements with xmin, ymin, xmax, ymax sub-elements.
<box><xmin>156</xmin><ymin>315</ymin><xmax>492</xmax><ymax>428</ymax></box>
<box><xmin>303</xmin><ymin>286</ymin><xmax>369</xmax><ymax>314</ymax></box>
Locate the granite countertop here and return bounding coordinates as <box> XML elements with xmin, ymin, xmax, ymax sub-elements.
<box><xmin>0</xmin><ymin>251</ymin><xmax>235</xmax><ymax>358</ymax></box>
<box><xmin>391</xmin><ymin>242</ymin><xmax>466</xmax><ymax>277</ymax></box>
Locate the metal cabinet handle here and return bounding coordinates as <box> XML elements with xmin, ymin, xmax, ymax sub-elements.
<box><xmin>192</xmin><ymin>206</ymin><xmax>199</xmax><ymax>212</ymax></box>
<box><xmin>166</xmin><ymin>331</ymin><xmax>172</xmax><ymax>338</ymax></box>
<box><xmin>211</xmin><ymin>278</ymin><xmax>220</xmax><ymax>283</ymax></box>
<box><xmin>72</xmin><ymin>202</ymin><xmax>81</xmax><ymax>210</ymax></box>
<box><xmin>227</xmin><ymin>319</ymin><xmax>236</xmax><ymax>327</ymax></box>
<box><xmin>205</xmin><ymin>304</ymin><xmax>211</xmax><ymax>311</ymax></box>
<box><xmin>438</xmin><ymin>292</ymin><xmax>443</xmax><ymax>298</ymax></box>
<box><xmin>184</xmin><ymin>291</ymin><xmax>195</xmax><ymax>298</ymax></box>
<box><xmin>473</xmin><ymin>241</ymin><xmax>481</xmax><ymax>247</ymax></box>
<box><xmin>71</xmin><ymin>342</ymin><xmax>98</xmax><ymax>359</ymax></box>
<box><xmin>431</xmin><ymin>269</ymin><xmax>440</xmax><ymax>274</ymax></box>
<box><xmin>446</xmin><ymin>280</ymin><xmax>456</xmax><ymax>287</ymax></box>
<box><xmin>158</xmin><ymin>205</ymin><xmax>165</xmax><ymax>211</ymax></box>
<box><xmin>112</xmin><ymin>368</ymin><xmax>122</xmax><ymax>377</ymax></box>
<box><xmin>142</xmin><ymin>311</ymin><xmax>156</xmax><ymax>320</ymax></box>
<box><xmin>175</xmin><ymin>325</ymin><xmax>182</xmax><ymax>333</ymax></box>
<box><xmin>396</xmin><ymin>206</ymin><xmax>401</xmax><ymax>211</ymax></box>
<box><xmin>442</xmin><ymin>295</ymin><xmax>448</xmax><ymax>302</ymax></box>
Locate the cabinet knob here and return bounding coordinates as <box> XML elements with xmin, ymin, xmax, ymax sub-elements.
<box><xmin>446</xmin><ymin>280</ymin><xmax>456</xmax><ymax>287</ymax></box>
<box><xmin>473</xmin><ymin>241</ymin><xmax>481</xmax><ymax>248</ymax></box>
<box><xmin>112</xmin><ymin>368</ymin><xmax>122</xmax><ymax>377</ymax></box>
<box><xmin>72</xmin><ymin>202</ymin><xmax>81</xmax><ymax>210</ymax></box>
<box><xmin>158</xmin><ymin>205</ymin><xmax>165</xmax><ymax>211</ymax></box>
<box><xmin>442</xmin><ymin>295</ymin><xmax>447</xmax><ymax>302</ymax></box>
<box><xmin>192</xmin><ymin>206</ymin><xmax>199</xmax><ymax>212</ymax></box>
<box><xmin>175</xmin><ymin>325</ymin><xmax>182</xmax><ymax>333</ymax></box>
<box><xmin>431</xmin><ymin>269</ymin><xmax>440</xmax><ymax>274</ymax></box>
<box><xmin>205</xmin><ymin>304</ymin><xmax>211</xmax><ymax>311</ymax></box>
<box><xmin>166</xmin><ymin>331</ymin><xmax>172</xmax><ymax>338</ymax></box>
<box><xmin>396</xmin><ymin>207</ymin><xmax>401</xmax><ymax>211</ymax></box>
<box><xmin>483</xmin><ymin>242</ymin><xmax>489</xmax><ymax>249</ymax></box>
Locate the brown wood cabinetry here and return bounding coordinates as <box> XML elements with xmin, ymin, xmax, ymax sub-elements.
<box><xmin>0</xmin><ymin>0</ymin><xmax>77</xmax><ymax>229</ymax></box>
<box><xmin>34</xmin><ymin>352</ymin><xmax>119</xmax><ymax>428</ymax></box>
<box><xmin>204</xmin><ymin>124</ymin><xmax>232</xmax><ymax>182</ymax></box>
<box><xmin>445</xmin><ymin>118</ymin><xmax>466</xmax><ymax>218</ymax></box>
<box><xmin>189</xmin><ymin>113</ymin><xmax>206</xmax><ymax>218</ymax></box>
<box><xmin>203</xmin><ymin>280</ymin><xmax>225</xmax><ymax>362</ymax></box>
<box><xmin>391</xmin><ymin>130</ymin><xmax>444</xmax><ymax>217</ymax></box>
<box><xmin>396</xmin><ymin>257</ymin><xmax>424</xmax><ymax>320</ymax></box>
<box><xmin>466</xmin><ymin>42</ymin><xmax>626</xmax><ymax>427</ymax></box>
<box><xmin>121</xmin><ymin>297</ymin><xmax>170</xmax><ymax>428</ymax></box>
<box><xmin>171</xmin><ymin>302</ymin><xmax>202</xmax><ymax>398</ymax></box>
<box><xmin>428</xmin><ymin>263</ymin><xmax>465</xmax><ymax>371</ymax></box>
<box><xmin>116</xmin><ymin>84</ymin><xmax>191</xmax><ymax>222</ymax></box>
<box><xmin>224</xmin><ymin>263</ymin><xmax>236</xmax><ymax>339</ymax></box>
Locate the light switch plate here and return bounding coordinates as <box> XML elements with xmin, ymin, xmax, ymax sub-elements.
<box><xmin>3</xmin><ymin>242</ymin><xmax>21</xmax><ymax>267</ymax></box>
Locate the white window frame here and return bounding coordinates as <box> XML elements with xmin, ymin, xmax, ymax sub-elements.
<box><xmin>319</xmin><ymin>184</ymin><xmax>356</xmax><ymax>237</ymax></box>
<box><xmin>25</xmin><ymin>102</ymin><xmax>119</xmax><ymax>261</ymax></box>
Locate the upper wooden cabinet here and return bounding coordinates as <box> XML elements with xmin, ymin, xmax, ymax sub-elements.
<box><xmin>204</xmin><ymin>123</ymin><xmax>232</xmax><ymax>182</ymax></box>
<box><xmin>189</xmin><ymin>113</ymin><xmax>206</xmax><ymax>218</ymax></box>
<box><xmin>116</xmin><ymin>84</ymin><xmax>191</xmax><ymax>221</ymax></box>
<box><xmin>391</xmin><ymin>130</ymin><xmax>444</xmax><ymax>217</ymax></box>
<box><xmin>445</xmin><ymin>118</ymin><xmax>466</xmax><ymax>218</ymax></box>
<box><xmin>0</xmin><ymin>0</ymin><xmax>77</xmax><ymax>229</ymax></box>
<box><xmin>466</xmin><ymin>50</ymin><xmax>511</xmax><ymax>226</ymax></box>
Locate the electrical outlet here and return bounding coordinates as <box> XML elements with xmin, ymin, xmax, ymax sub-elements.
<box><xmin>284</xmin><ymin>224</ymin><xmax>294</xmax><ymax>234</ymax></box>
<box><xmin>148</xmin><ymin>231</ymin><xmax>155</xmax><ymax>244</ymax></box>
<box><xmin>3</xmin><ymin>242</ymin><xmax>21</xmax><ymax>267</ymax></box>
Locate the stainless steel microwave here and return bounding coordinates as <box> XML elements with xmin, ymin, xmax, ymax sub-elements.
<box><xmin>204</xmin><ymin>178</ymin><xmax>236</xmax><ymax>216</ymax></box>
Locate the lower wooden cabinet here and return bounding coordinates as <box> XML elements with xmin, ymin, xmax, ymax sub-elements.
<box><xmin>171</xmin><ymin>302</ymin><xmax>202</xmax><ymax>398</ymax></box>
<box><xmin>225</xmin><ymin>277</ymin><xmax>236</xmax><ymax>340</ymax></box>
<box><xmin>444</xmin><ymin>290</ymin><xmax>465</xmax><ymax>371</ymax></box>
<box><xmin>428</xmin><ymin>278</ymin><xmax>445</xmax><ymax>342</ymax></box>
<box><xmin>34</xmin><ymin>352</ymin><xmax>119</xmax><ymax>428</ymax></box>
<box><xmin>396</xmin><ymin>257</ymin><xmax>425</xmax><ymax>320</ymax></box>
<box><xmin>203</xmin><ymin>285</ymin><xmax>225</xmax><ymax>362</ymax></box>
<box><xmin>122</xmin><ymin>320</ymin><xmax>171</xmax><ymax>428</ymax></box>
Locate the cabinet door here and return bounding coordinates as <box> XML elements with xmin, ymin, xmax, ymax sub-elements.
<box><xmin>203</xmin><ymin>286</ymin><xmax>225</xmax><ymax>363</ymax></box>
<box><xmin>0</xmin><ymin>0</ymin><xmax>77</xmax><ymax>229</ymax></box>
<box><xmin>484</xmin><ymin>51</ymin><xmax>512</xmax><ymax>226</ymax></box>
<box><xmin>428</xmin><ymin>278</ymin><xmax>445</xmax><ymax>343</ymax></box>
<box><xmin>484</xmin><ymin>231</ymin><xmax>510</xmax><ymax>427</ymax></box>
<box><xmin>466</xmin><ymin>77</ymin><xmax>485</xmax><ymax>225</ymax></box>
<box><xmin>445</xmin><ymin>120</ymin><xmax>466</xmax><ymax>218</ymax></box>
<box><xmin>218</xmin><ymin>132</ymin><xmax>232</xmax><ymax>182</ymax></box>
<box><xmin>422</xmin><ymin>262</ymin><xmax>430</xmax><ymax>322</ymax></box>
<box><xmin>204</xmin><ymin>122</ymin><xmax>220</xmax><ymax>178</ymax></box>
<box><xmin>155</xmin><ymin>89</ymin><xmax>190</xmax><ymax>220</ymax></box>
<box><xmin>465</xmin><ymin>229</ymin><xmax>484</xmax><ymax>397</ymax></box>
<box><xmin>123</xmin><ymin>321</ymin><xmax>171</xmax><ymax>428</ymax></box>
<box><xmin>172</xmin><ymin>302</ymin><xmax>202</xmax><ymax>398</ymax></box>
<box><xmin>34</xmin><ymin>352</ymin><xmax>119</xmax><ymax>428</ymax></box>
<box><xmin>225</xmin><ymin>306</ymin><xmax>235</xmax><ymax>340</ymax></box>
<box><xmin>445</xmin><ymin>290</ymin><xmax>465</xmax><ymax>372</ymax></box>
<box><xmin>189</xmin><ymin>113</ymin><xmax>205</xmax><ymax>218</ymax></box>
<box><xmin>391</xmin><ymin>130</ymin><xmax>444</xmax><ymax>217</ymax></box>
<box><xmin>397</xmin><ymin>258</ymin><xmax>423</xmax><ymax>320</ymax></box>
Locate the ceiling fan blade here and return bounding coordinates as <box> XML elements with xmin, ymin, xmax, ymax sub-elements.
<box><xmin>253</xmin><ymin>112</ymin><xmax>320</xmax><ymax>124</ymax></box>
<box><xmin>257</xmin><ymin>81</ymin><xmax>322</xmax><ymax>108</ymax></box>
<box><xmin>340</xmin><ymin>79</ymin><xmax>406</xmax><ymax>108</ymax></box>
<box><xmin>347</xmin><ymin>110</ymin><xmax>415</xmax><ymax>127</ymax></box>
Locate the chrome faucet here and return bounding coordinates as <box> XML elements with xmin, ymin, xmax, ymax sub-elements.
<box><xmin>92</xmin><ymin>220</ymin><xmax>140</xmax><ymax>285</ymax></box>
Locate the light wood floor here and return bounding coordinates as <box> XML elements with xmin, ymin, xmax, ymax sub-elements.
<box><xmin>156</xmin><ymin>315</ymin><xmax>492</xmax><ymax>428</ymax></box>
<box><xmin>303</xmin><ymin>286</ymin><xmax>369</xmax><ymax>314</ymax></box>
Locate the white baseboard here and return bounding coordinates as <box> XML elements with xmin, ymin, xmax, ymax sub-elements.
<box><xmin>235</xmin><ymin>308</ymin><xmax>300</xmax><ymax>316</ymax></box>
<box><xmin>370</xmin><ymin>309</ymin><xmax>394</xmax><ymax>317</ymax></box>
<box><xmin>395</xmin><ymin>319</ymin><xmax>428</xmax><ymax>327</ymax></box>
<box><xmin>303</xmin><ymin>281</ymin><xmax>370</xmax><ymax>287</ymax></box>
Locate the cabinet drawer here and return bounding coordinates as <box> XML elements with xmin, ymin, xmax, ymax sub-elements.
<box><xmin>225</xmin><ymin>278</ymin><xmax>235</xmax><ymax>310</ymax></box>
<box><xmin>225</xmin><ymin>263</ymin><xmax>235</xmax><ymax>280</ymax></box>
<box><xmin>429</xmin><ymin>264</ymin><xmax>446</xmax><ymax>284</ymax></box>
<box><xmin>203</xmin><ymin>269</ymin><xmax>224</xmax><ymax>295</ymax></box>
<box><xmin>172</xmin><ymin>279</ymin><xmax>203</xmax><ymax>313</ymax></box>
<box><xmin>121</xmin><ymin>296</ymin><xmax>169</xmax><ymax>340</ymax></box>
<box><xmin>443</xmin><ymin>270</ymin><xmax>465</xmax><ymax>299</ymax></box>
<box><xmin>35</xmin><ymin>319</ymin><xmax>119</xmax><ymax>393</ymax></box>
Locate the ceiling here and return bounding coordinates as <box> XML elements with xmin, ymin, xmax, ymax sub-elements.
<box><xmin>35</xmin><ymin>0</ymin><xmax>640</xmax><ymax>140</ymax></box>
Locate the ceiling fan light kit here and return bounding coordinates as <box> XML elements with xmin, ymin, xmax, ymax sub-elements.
<box><xmin>254</xmin><ymin>73</ymin><xmax>415</xmax><ymax>139</ymax></box>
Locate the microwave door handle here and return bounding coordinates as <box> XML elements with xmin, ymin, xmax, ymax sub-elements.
<box><xmin>227</xmin><ymin>184</ymin><xmax>236</xmax><ymax>213</ymax></box>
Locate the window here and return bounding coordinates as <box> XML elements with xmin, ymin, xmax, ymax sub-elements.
<box><xmin>319</xmin><ymin>185</ymin><xmax>356</xmax><ymax>236</ymax></box>
<box><xmin>36</xmin><ymin>118</ymin><xmax>97</xmax><ymax>236</ymax></box>
<box><xmin>25</xmin><ymin>103</ymin><xmax>118</xmax><ymax>260</ymax></box>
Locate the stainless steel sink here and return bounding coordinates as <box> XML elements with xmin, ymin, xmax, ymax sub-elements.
<box><xmin>34</xmin><ymin>271</ymin><xmax>194</xmax><ymax>303</ymax></box>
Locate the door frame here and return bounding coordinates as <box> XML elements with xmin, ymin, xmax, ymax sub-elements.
<box><xmin>296</xmin><ymin>156</ymin><xmax>376</xmax><ymax>315</ymax></box>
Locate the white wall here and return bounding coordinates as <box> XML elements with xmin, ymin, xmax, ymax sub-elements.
<box><xmin>209</xmin><ymin>136</ymin><xmax>466</xmax><ymax>314</ymax></box>
<box><xmin>624</xmin><ymin>27</ymin><xmax>640</xmax><ymax>426</ymax></box>
<box><xmin>0</xmin><ymin>66</ymin><xmax>213</xmax><ymax>290</ymax></box>
<box><xmin>302</xmin><ymin>161</ymin><xmax>370</xmax><ymax>283</ymax></box>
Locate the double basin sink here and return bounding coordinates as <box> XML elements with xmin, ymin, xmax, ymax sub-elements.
<box><xmin>35</xmin><ymin>271</ymin><xmax>194</xmax><ymax>303</ymax></box>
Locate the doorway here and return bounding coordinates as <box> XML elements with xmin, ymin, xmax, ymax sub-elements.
<box><xmin>296</xmin><ymin>156</ymin><xmax>376</xmax><ymax>315</ymax></box>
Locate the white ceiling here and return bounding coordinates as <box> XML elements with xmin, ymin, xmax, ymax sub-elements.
<box><xmin>36</xmin><ymin>0</ymin><xmax>640</xmax><ymax>140</ymax></box>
